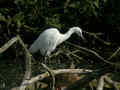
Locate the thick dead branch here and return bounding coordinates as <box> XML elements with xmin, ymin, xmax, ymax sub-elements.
<box><xmin>104</xmin><ymin>75</ymin><xmax>120</xmax><ymax>90</ymax></box>
<box><xmin>16</xmin><ymin>68</ymin><xmax>92</xmax><ymax>89</ymax></box>
<box><xmin>0</xmin><ymin>36</ymin><xmax>32</xmax><ymax>90</ymax></box>
<box><xmin>0</xmin><ymin>35</ymin><xmax>32</xmax><ymax>80</ymax></box>
<box><xmin>17</xmin><ymin>35</ymin><xmax>32</xmax><ymax>90</ymax></box>
<box><xmin>65</xmin><ymin>67</ymin><xmax>111</xmax><ymax>90</ymax></box>
<box><xmin>96</xmin><ymin>75</ymin><xmax>105</xmax><ymax>90</ymax></box>
<box><xmin>11</xmin><ymin>87</ymin><xmax>19</xmax><ymax>90</ymax></box>
<box><xmin>17</xmin><ymin>35</ymin><xmax>32</xmax><ymax>80</ymax></box>
<box><xmin>0</xmin><ymin>36</ymin><xmax>18</xmax><ymax>54</ymax></box>
<box><xmin>65</xmin><ymin>72</ymin><xmax>95</xmax><ymax>90</ymax></box>
<box><xmin>29</xmin><ymin>69</ymin><xmax>92</xmax><ymax>83</ymax></box>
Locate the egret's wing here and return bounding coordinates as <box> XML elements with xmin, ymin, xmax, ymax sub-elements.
<box><xmin>38</xmin><ymin>29</ymin><xmax>59</xmax><ymax>56</ymax></box>
<box><xmin>45</xmin><ymin>34</ymin><xmax>59</xmax><ymax>56</ymax></box>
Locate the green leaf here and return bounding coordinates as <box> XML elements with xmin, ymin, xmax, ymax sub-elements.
<box><xmin>94</xmin><ymin>0</ymin><xmax>99</xmax><ymax>8</ymax></box>
<box><xmin>69</xmin><ymin>3</ymin><xmax>76</xmax><ymax>8</ymax></box>
<box><xmin>0</xmin><ymin>13</ymin><xmax>6</xmax><ymax>22</ymax></box>
<box><xmin>13</xmin><ymin>12</ymin><xmax>24</xmax><ymax>22</ymax></box>
<box><xmin>17</xmin><ymin>20</ymin><xmax>22</xmax><ymax>29</ymax></box>
<box><xmin>103</xmin><ymin>0</ymin><xmax>108</xmax><ymax>3</ymax></box>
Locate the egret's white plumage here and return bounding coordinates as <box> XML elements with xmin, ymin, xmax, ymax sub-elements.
<box><xmin>29</xmin><ymin>27</ymin><xmax>84</xmax><ymax>56</ymax></box>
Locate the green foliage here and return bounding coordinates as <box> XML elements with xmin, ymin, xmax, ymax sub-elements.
<box><xmin>0</xmin><ymin>13</ymin><xmax>6</xmax><ymax>22</ymax></box>
<box><xmin>0</xmin><ymin>0</ymin><xmax>115</xmax><ymax>40</ymax></box>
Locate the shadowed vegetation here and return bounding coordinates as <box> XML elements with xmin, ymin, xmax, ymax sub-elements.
<box><xmin>0</xmin><ymin>0</ymin><xmax>120</xmax><ymax>90</ymax></box>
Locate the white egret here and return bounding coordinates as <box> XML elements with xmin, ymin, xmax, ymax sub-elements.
<box><xmin>29</xmin><ymin>27</ymin><xmax>85</xmax><ymax>61</ymax></box>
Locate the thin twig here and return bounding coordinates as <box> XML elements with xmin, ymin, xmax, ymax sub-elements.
<box><xmin>83</xmin><ymin>31</ymin><xmax>111</xmax><ymax>46</ymax></box>
<box><xmin>70</xmin><ymin>53</ymin><xmax>84</xmax><ymax>63</ymax></box>
<box><xmin>50</xmin><ymin>50</ymin><xmax>63</xmax><ymax>58</ymax></box>
<box><xmin>67</xmin><ymin>50</ymin><xmax>80</xmax><ymax>55</ymax></box>
<box><xmin>107</xmin><ymin>47</ymin><xmax>120</xmax><ymax>61</ymax></box>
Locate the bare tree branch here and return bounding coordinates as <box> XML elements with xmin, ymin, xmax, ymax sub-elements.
<box><xmin>15</xmin><ymin>68</ymin><xmax>92</xmax><ymax>90</ymax></box>
<box><xmin>17</xmin><ymin>35</ymin><xmax>32</xmax><ymax>90</ymax></box>
<box><xmin>83</xmin><ymin>31</ymin><xmax>111</xmax><ymax>46</ymax></box>
<box><xmin>0</xmin><ymin>36</ymin><xmax>18</xmax><ymax>54</ymax></box>
<box><xmin>41</xmin><ymin>63</ymin><xmax>55</xmax><ymax>90</ymax></box>
<box><xmin>107</xmin><ymin>47</ymin><xmax>120</xmax><ymax>61</ymax></box>
<box><xmin>17</xmin><ymin>35</ymin><xmax>32</xmax><ymax>80</ymax></box>
<box><xmin>0</xmin><ymin>36</ymin><xmax>32</xmax><ymax>90</ymax></box>
<box><xmin>104</xmin><ymin>75</ymin><xmax>120</xmax><ymax>90</ymax></box>
<box><xmin>65</xmin><ymin>72</ymin><xmax>95</xmax><ymax>90</ymax></box>
<box><xmin>96</xmin><ymin>75</ymin><xmax>105</xmax><ymax>90</ymax></box>
<box><xmin>65</xmin><ymin>67</ymin><xmax>111</xmax><ymax>90</ymax></box>
<box><xmin>65</xmin><ymin>41</ymin><xmax>120</xmax><ymax>66</ymax></box>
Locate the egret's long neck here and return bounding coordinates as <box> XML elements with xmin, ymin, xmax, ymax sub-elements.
<box><xmin>63</xmin><ymin>29</ymin><xmax>74</xmax><ymax>41</ymax></box>
<box><xmin>58</xmin><ymin>29</ymin><xmax>74</xmax><ymax>44</ymax></box>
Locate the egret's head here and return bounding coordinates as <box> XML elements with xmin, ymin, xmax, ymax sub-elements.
<box><xmin>70</xmin><ymin>27</ymin><xmax>85</xmax><ymax>40</ymax></box>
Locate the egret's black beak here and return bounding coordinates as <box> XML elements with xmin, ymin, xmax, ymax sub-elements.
<box><xmin>81</xmin><ymin>34</ymin><xmax>87</xmax><ymax>43</ymax></box>
<box><xmin>81</xmin><ymin>34</ymin><xmax>85</xmax><ymax>40</ymax></box>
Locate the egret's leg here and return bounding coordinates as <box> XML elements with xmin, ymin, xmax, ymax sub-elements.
<box><xmin>48</xmin><ymin>56</ymin><xmax>51</xmax><ymax>64</ymax></box>
<box><xmin>43</xmin><ymin>56</ymin><xmax>51</xmax><ymax>64</ymax></box>
<box><xmin>44</xmin><ymin>56</ymin><xmax>47</xmax><ymax>64</ymax></box>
